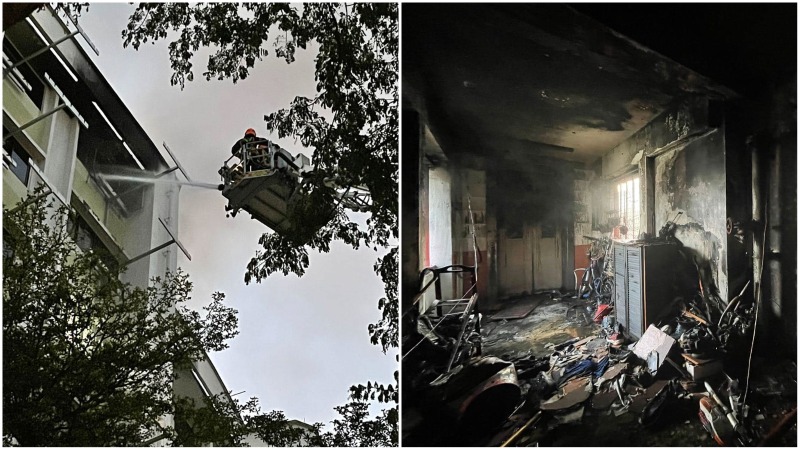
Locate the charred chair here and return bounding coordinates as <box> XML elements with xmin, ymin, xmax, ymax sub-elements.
<box><xmin>407</xmin><ymin>264</ymin><xmax>481</xmax><ymax>374</ymax></box>
<box><xmin>403</xmin><ymin>265</ymin><xmax>524</xmax><ymax>445</ymax></box>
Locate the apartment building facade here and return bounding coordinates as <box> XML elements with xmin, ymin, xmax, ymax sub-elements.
<box><xmin>3</xmin><ymin>5</ymin><xmax>233</xmax><ymax>445</ymax></box>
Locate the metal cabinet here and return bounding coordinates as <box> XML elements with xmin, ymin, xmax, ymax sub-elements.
<box><xmin>613</xmin><ymin>241</ymin><xmax>679</xmax><ymax>339</ymax></box>
<box><xmin>613</xmin><ymin>244</ymin><xmax>627</xmax><ymax>331</ymax></box>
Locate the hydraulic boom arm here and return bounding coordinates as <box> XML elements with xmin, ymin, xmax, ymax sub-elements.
<box><xmin>219</xmin><ymin>139</ymin><xmax>372</xmax><ymax>234</ymax></box>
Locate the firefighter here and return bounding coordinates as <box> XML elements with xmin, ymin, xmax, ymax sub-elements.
<box><xmin>231</xmin><ymin>128</ymin><xmax>269</xmax><ymax>171</ymax></box>
<box><xmin>231</xmin><ymin>128</ymin><xmax>261</xmax><ymax>156</ymax></box>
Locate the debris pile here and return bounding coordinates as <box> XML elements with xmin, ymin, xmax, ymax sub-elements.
<box><xmin>404</xmin><ymin>234</ymin><xmax>795</xmax><ymax>446</ymax></box>
<box><xmin>491</xmin><ymin>277</ymin><xmax>796</xmax><ymax>447</ymax></box>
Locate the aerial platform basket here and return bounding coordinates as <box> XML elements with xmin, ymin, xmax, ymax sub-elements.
<box><xmin>219</xmin><ymin>138</ymin><xmax>372</xmax><ymax>236</ymax></box>
<box><xmin>221</xmin><ymin>168</ymin><xmax>299</xmax><ymax>234</ymax></box>
<box><xmin>220</xmin><ymin>139</ymin><xmax>309</xmax><ymax>234</ymax></box>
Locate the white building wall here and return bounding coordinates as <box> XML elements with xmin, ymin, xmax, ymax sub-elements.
<box><xmin>5</xmin><ymin>8</ymin><xmax>237</xmax><ymax>445</ymax></box>
<box><xmin>149</xmin><ymin>181</ymin><xmax>181</xmax><ymax>278</ymax></box>
<box><xmin>40</xmin><ymin>90</ymin><xmax>80</xmax><ymax>198</ymax></box>
<box><xmin>118</xmin><ymin>185</ymin><xmax>157</xmax><ymax>287</ymax></box>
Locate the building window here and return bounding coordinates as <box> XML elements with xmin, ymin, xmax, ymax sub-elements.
<box><xmin>2</xmin><ymin>44</ymin><xmax>45</xmax><ymax>108</ymax></box>
<box><xmin>67</xmin><ymin>213</ymin><xmax>119</xmax><ymax>272</ymax></box>
<box><xmin>611</xmin><ymin>175</ymin><xmax>640</xmax><ymax>240</ymax></box>
<box><xmin>76</xmin><ymin>123</ymin><xmax>146</xmax><ymax>217</ymax></box>
<box><xmin>3</xmin><ymin>128</ymin><xmax>32</xmax><ymax>185</ymax></box>
<box><xmin>3</xmin><ymin>234</ymin><xmax>14</xmax><ymax>262</ymax></box>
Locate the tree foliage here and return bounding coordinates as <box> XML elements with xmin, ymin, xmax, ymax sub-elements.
<box><xmin>2</xmin><ymin>190</ymin><xmax>239</xmax><ymax>446</ymax></box>
<box><xmin>173</xmin><ymin>393</ymin><xmax>397</xmax><ymax>447</ymax></box>
<box><xmin>2</xmin><ymin>188</ymin><xmax>399</xmax><ymax>446</ymax></box>
<box><xmin>118</xmin><ymin>4</ymin><xmax>399</xmax><ymax>444</ymax></box>
<box><xmin>171</xmin><ymin>394</ymin><xmax>315</xmax><ymax>447</ymax></box>
<box><xmin>314</xmin><ymin>400</ymin><xmax>398</xmax><ymax>447</ymax></box>
<box><xmin>119</xmin><ymin>3</ymin><xmax>399</xmax><ymax>356</ymax></box>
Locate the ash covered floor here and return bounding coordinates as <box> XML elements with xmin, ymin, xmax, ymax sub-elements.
<box><xmin>481</xmin><ymin>294</ymin><xmax>711</xmax><ymax>446</ymax></box>
<box><xmin>402</xmin><ymin>293</ymin><xmax>796</xmax><ymax>447</ymax></box>
<box><xmin>482</xmin><ymin>295</ymin><xmax>597</xmax><ymax>359</ymax></box>
<box><xmin>476</xmin><ymin>294</ymin><xmax>797</xmax><ymax>447</ymax></box>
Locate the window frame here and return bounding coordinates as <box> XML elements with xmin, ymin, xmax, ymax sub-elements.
<box><xmin>610</xmin><ymin>172</ymin><xmax>641</xmax><ymax>241</ymax></box>
<box><xmin>3</xmin><ymin>128</ymin><xmax>33</xmax><ymax>185</ymax></box>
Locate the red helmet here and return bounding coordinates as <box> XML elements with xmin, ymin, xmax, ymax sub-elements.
<box><xmin>245</xmin><ymin>128</ymin><xmax>256</xmax><ymax>137</ymax></box>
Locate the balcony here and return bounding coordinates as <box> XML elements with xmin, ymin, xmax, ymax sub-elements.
<box><xmin>2</xmin><ymin>76</ymin><xmax>48</xmax><ymax>157</ymax></box>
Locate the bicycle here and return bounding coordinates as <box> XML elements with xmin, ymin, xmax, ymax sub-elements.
<box><xmin>574</xmin><ymin>235</ymin><xmax>613</xmax><ymax>304</ymax></box>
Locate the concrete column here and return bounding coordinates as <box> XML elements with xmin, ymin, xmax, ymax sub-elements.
<box><xmin>148</xmin><ymin>179</ymin><xmax>181</xmax><ymax>280</ymax></box>
<box><xmin>401</xmin><ymin>110</ymin><xmax>422</xmax><ymax>316</ymax></box>
<box><xmin>429</xmin><ymin>165</ymin><xmax>453</xmax><ymax>299</ymax></box>
<box><xmin>767</xmin><ymin>141</ymin><xmax>781</xmax><ymax>321</ymax></box>
<box><xmin>41</xmin><ymin>88</ymin><xmax>79</xmax><ymax>199</ymax></box>
<box><xmin>641</xmin><ymin>156</ymin><xmax>656</xmax><ymax>235</ymax></box>
<box><xmin>38</xmin><ymin>85</ymin><xmax>57</xmax><ymax>153</ymax></box>
<box><xmin>119</xmin><ymin>184</ymin><xmax>156</xmax><ymax>288</ymax></box>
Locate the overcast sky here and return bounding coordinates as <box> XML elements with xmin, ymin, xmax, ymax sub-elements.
<box><xmin>75</xmin><ymin>3</ymin><xmax>396</xmax><ymax>425</ymax></box>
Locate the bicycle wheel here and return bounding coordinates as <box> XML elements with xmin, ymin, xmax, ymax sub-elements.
<box><xmin>599</xmin><ymin>277</ymin><xmax>613</xmax><ymax>302</ymax></box>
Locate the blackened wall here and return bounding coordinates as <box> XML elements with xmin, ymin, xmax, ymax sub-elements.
<box><xmin>753</xmin><ymin>79</ymin><xmax>797</xmax><ymax>357</ymax></box>
<box><xmin>487</xmin><ymin>165</ymin><xmax>574</xmax><ymax>236</ymax></box>
<box><xmin>723</xmin><ymin>102</ymin><xmax>751</xmax><ymax>311</ymax></box>
<box><xmin>724</xmin><ymin>76</ymin><xmax>796</xmax><ymax>358</ymax></box>
<box><xmin>653</xmin><ymin>129</ymin><xmax>728</xmax><ymax>302</ymax></box>
<box><xmin>602</xmin><ymin>97</ymin><xmax>729</xmax><ymax>301</ymax></box>
<box><xmin>767</xmin><ymin>79</ymin><xmax>797</xmax><ymax>357</ymax></box>
<box><xmin>401</xmin><ymin>110</ymin><xmax>422</xmax><ymax>316</ymax></box>
<box><xmin>487</xmin><ymin>162</ymin><xmax>575</xmax><ymax>292</ymax></box>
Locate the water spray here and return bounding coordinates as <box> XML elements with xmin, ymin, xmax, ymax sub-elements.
<box><xmin>98</xmin><ymin>173</ymin><xmax>223</xmax><ymax>191</ymax></box>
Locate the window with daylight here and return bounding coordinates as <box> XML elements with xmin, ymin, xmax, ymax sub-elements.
<box><xmin>3</xmin><ymin>128</ymin><xmax>32</xmax><ymax>185</ymax></box>
<box><xmin>612</xmin><ymin>175</ymin><xmax>640</xmax><ymax>240</ymax></box>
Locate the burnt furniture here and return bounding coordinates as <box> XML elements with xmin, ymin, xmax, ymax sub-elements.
<box><xmin>613</xmin><ymin>241</ymin><xmax>680</xmax><ymax>339</ymax></box>
<box><xmin>412</xmin><ymin>265</ymin><xmax>481</xmax><ymax>372</ymax></box>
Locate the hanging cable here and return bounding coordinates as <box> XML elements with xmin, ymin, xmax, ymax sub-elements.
<box><xmin>466</xmin><ymin>191</ymin><xmax>481</xmax><ymax>264</ymax></box>
<box><xmin>743</xmin><ymin>201</ymin><xmax>768</xmax><ymax>413</ymax></box>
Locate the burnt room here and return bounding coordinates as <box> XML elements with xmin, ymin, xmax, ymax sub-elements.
<box><xmin>400</xmin><ymin>4</ymin><xmax>796</xmax><ymax>447</ymax></box>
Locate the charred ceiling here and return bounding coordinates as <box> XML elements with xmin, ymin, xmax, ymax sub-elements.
<box><xmin>571</xmin><ymin>3</ymin><xmax>797</xmax><ymax>98</ymax></box>
<box><xmin>402</xmin><ymin>3</ymin><xmax>736</xmax><ymax>170</ymax></box>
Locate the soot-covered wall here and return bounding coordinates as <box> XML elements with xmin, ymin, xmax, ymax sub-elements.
<box><xmin>654</xmin><ymin>131</ymin><xmax>728</xmax><ymax>301</ymax></box>
<box><xmin>602</xmin><ymin>97</ymin><xmax>729</xmax><ymax>301</ymax></box>
<box><xmin>487</xmin><ymin>163</ymin><xmax>575</xmax><ymax>293</ymax></box>
<box><xmin>745</xmin><ymin>78</ymin><xmax>797</xmax><ymax>356</ymax></box>
<box><xmin>487</xmin><ymin>164</ymin><xmax>574</xmax><ymax>235</ymax></box>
